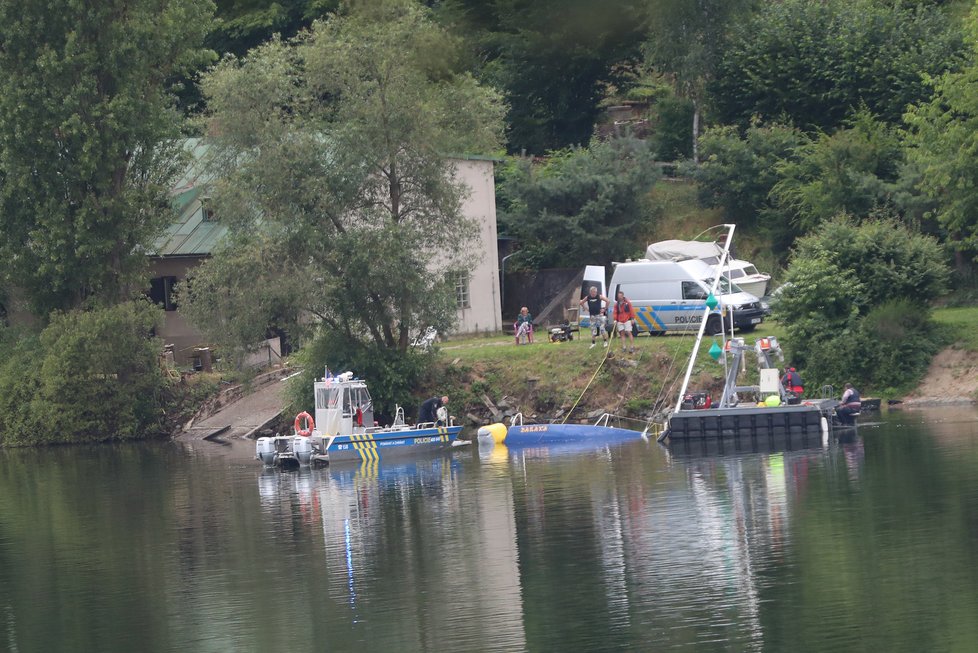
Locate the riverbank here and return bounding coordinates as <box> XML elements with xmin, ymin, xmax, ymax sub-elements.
<box><xmin>424</xmin><ymin>306</ymin><xmax>978</xmax><ymax>424</ymax></box>
<box><xmin>421</xmin><ymin>327</ymin><xmax>780</xmax><ymax>426</ymax></box>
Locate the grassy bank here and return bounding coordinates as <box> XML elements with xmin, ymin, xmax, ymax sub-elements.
<box><xmin>424</xmin><ymin>307</ymin><xmax>978</xmax><ymax>422</ymax></box>
<box><xmin>933</xmin><ymin>306</ymin><xmax>978</xmax><ymax>353</ymax></box>
<box><xmin>424</xmin><ymin>321</ymin><xmax>788</xmax><ymax>425</ymax></box>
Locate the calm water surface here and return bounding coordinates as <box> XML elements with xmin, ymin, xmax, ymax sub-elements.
<box><xmin>2</xmin><ymin>408</ymin><xmax>978</xmax><ymax>652</ymax></box>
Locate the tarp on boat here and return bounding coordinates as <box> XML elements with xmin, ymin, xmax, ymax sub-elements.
<box><xmin>645</xmin><ymin>239</ymin><xmax>723</xmax><ymax>262</ymax></box>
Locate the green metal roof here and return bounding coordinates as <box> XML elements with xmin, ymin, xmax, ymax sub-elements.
<box><xmin>152</xmin><ymin>139</ymin><xmax>228</xmax><ymax>257</ymax></box>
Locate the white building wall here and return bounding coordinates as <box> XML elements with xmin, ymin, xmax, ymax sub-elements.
<box><xmin>453</xmin><ymin>158</ymin><xmax>501</xmax><ymax>334</ymax></box>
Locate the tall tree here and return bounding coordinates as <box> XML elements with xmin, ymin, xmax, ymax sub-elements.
<box><xmin>905</xmin><ymin>6</ymin><xmax>978</xmax><ymax>258</ymax></box>
<box><xmin>644</xmin><ymin>0</ymin><xmax>755</xmax><ymax>163</ymax></box>
<box><xmin>0</xmin><ymin>0</ymin><xmax>215</xmax><ymax>317</ymax></box>
<box><xmin>180</xmin><ymin>0</ymin><xmax>505</xmax><ymax>357</ymax></box>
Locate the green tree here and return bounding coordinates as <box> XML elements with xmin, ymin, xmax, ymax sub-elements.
<box><xmin>180</xmin><ymin>1</ymin><xmax>504</xmax><ymax>365</ymax></box>
<box><xmin>712</xmin><ymin>0</ymin><xmax>963</xmax><ymax>132</ymax></box>
<box><xmin>771</xmin><ymin>112</ymin><xmax>905</xmax><ymax>232</ymax></box>
<box><xmin>644</xmin><ymin>0</ymin><xmax>756</xmax><ymax>162</ymax></box>
<box><xmin>905</xmin><ymin>7</ymin><xmax>978</xmax><ymax>257</ymax></box>
<box><xmin>496</xmin><ymin>136</ymin><xmax>659</xmax><ymax>270</ymax></box>
<box><xmin>693</xmin><ymin>121</ymin><xmax>808</xmax><ymax>251</ymax></box>
<box><xmin>209</xmin><ymin>0</ymin><xmax>336</xmax><ymax>57</ymax></box>
<box><xmin>775</xmin><ymin>217</ymin><xmax>948</xmax><ymax>391</ymax></box>
<box><xmin>0</xmin><ymin>301</ymin><xmax>167</xmax><ymax>446</ymax></box>
<box><xmin>0</xmin><ymin>0</ymin><xmax>215</xmax><ymax>317</ymax></box>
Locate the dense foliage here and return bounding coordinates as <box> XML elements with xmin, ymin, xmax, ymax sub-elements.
<box><xmin>775</xmin><ymin>218</ymin><xmax>949</xmax><ymax>392</ymax></box>
<box><xmin>0</xmin><ymin>0</ymin><xmax>215</xmax><ymax>316</ymax></box>
<box><xmin>496</xmin><ymin>137</ymin><xmax>659</xmax><ymax>269</ymax></box>
<box><xmin>0</xmin><ymin>302</ymin><xmax>167</xmax><ymax>446</ymax></box>
<box><xmin>770</xmin><ymin>113</ymin><xmax>906</xmax><ymax>232</ymax></box>
<box><xmin>905</xmin><ymin>9</ymin><xmax>978</xmax><ymax>255</ymax></box>
<box><xmin>694</xmin><ymin>121</ymin><xmax>807</xmax><ymax>250</ymax></box>
<box><xmin>438</xmin><ymin>0</ymin><xmax>648</xmax><ymax>154</ymax></box>
<box><xmin>712</xmin><ymin>0</ymin><xmax>964</xmax><ymax>131</ymax></box>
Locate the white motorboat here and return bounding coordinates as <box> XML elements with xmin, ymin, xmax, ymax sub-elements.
<box><xmin>645</xmin><ymin>239</ymin><xmax>771</xmax><ymax>297</ymax></box>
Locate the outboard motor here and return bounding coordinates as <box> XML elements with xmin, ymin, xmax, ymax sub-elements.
<box><xmin>256</xmin><ymin>437</ymin><xmax>278</xmax><ymax>466</ymax></box>
<box><xmin>292</xmin><ymin>435</ymin><xmax>313</xmax><ymax>465</ymax></box>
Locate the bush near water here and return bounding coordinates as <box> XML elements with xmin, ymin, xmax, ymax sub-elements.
<box><xmin>0</xmin><ymin>302</ymin><xmax>171</xmax><ymax>446</ymax></box>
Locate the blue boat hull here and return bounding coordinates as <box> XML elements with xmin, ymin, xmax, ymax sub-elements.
<box><xmin>503</xmin><ymin>423</ymin><xmax>645</xmax><ymax>446</ymax></box>
<box><xmin>326</xmin><ymin>425</ymin><xmax>462</xmax><ymax>463</ymax></box>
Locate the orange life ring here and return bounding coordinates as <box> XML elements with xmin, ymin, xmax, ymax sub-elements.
<box><xmin>294</xmin><ymin>411</ymin><xmax>315</xmax><ymax>437</ymax></box>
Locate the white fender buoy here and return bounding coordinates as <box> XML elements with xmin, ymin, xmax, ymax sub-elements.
<box><xmin>821</xmin><ymin>416</ymin><xmax>829</xmax><ymax>447</ymax></box>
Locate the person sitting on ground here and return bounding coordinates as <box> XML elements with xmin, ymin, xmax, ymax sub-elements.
<box><xmin>579</xmin><ymin>286</ymin><xmax>610</xmax><ymax>349</ymax></box>
<box><xmin>514</xmin><ymin>306</ymin><xmax>534</xmax><ymax>345</ymax></box>
<box><xmin>419</xmin><ymin>395</ymin><xmax>448</xmax><ymax>425</ymax></box>
<box><xmin>782</xmin><ymin>366</ymin><xmax>804</xmax><ymax>398</ymax></box>
<box><xmin>612</xmin><ymin>290</ymin><xmax>636</xmax><ymax>352</ymax></box>
<box><xmin>835</xmin><ymin>383</ymin><xmax>861</xmax><ymax>425</ymax></box>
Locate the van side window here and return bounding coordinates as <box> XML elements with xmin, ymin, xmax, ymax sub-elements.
<box><xmin>682</xmin><ymin>281</ymin><xmax>708</xmax><ymax>300</ymax></box>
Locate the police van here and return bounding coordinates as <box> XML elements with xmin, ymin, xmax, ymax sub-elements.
<box><xmin>608</xmin><ymin>259</ymin><xmax>764</xmax><ymax>335</ymax></box>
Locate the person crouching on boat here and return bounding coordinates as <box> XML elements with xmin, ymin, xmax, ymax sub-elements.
<box><xmin>579</xmin><ymin>286</ymin><xmax>610</xmax><ymax>349</ymax></box>
<box><xmin>835</xmin><ymin>383</ymin><xmax>861</xmax><ymax>425</ymax></box>
<box><xmin>419</xmin><ymin>395</ymin><xmax>449</xmax><ymax>426</ymax></box>
<box><xmin>781</xmin><ymin>366</ymin><xmax>804</xmax><ymax>402</ymax></box>
<box><xmin>612</xmin><ymin>290</ymin><xmax>636</xmax><ymax>353</ymax></box>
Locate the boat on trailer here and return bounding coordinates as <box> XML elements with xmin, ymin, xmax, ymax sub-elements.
<box><xmin>257</xmin><ymin>371</ymin><xmax>463</xmax><ymax>468</ymax></box>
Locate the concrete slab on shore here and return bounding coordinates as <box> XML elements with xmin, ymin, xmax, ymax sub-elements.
<box><xmin>176</xmin><ymin>370</ymin><xmax>290</xmax><ymax>441</ymax></box>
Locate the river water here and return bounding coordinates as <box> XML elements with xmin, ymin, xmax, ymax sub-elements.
<box><xmin>2</xmin><ymin>407</ymin><xmax>978</xmax><ymax>652</ymax></box>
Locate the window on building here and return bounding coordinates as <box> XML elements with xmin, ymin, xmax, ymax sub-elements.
<box><xmin>149</xmin><ymin>276</ymin><xmax>178</xmax><ymax>311</ymax></box>
<box><xmin>453</xmin><ymin>270</ymin><xmax>470</xmax><ymax>309</ymax></box>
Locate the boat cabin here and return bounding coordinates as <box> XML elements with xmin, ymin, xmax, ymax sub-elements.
<box><xmin>314</xmin><ymin>374</ymin><xmax>375</xmax><ymax>437</ymax></box>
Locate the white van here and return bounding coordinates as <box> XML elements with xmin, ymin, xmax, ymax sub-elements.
<box><xmin>608</xmin><ymin>259</ymin><xmax>764</xmax><ymax>335</ymax></box>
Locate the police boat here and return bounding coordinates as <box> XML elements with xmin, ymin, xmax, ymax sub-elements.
<box><xmin>256</xmin><ymin>370</ymin><xmax>462</xmax><ymax>467</ymax></box>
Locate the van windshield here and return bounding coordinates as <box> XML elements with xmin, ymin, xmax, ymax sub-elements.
<box><xmin>704</xmin><ymin>277</ymin><xmax>743</xmax><ymax>294</ymax></box>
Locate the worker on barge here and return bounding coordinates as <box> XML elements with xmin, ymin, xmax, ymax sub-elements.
<box><xmin>781</xmin><ymin>366</ymin><xmax>804</xmax><ymax>403</ymax></box>
<box><xmin>835</xmin><ymin>383</ymin><xmax>861</xmax><ymax>425</ymax></box>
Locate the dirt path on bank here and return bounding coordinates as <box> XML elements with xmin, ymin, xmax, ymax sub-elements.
<box><xmin>904</xmin><ymin>347</ymin><xmax>978</xmax><ymax>405</ymax></box>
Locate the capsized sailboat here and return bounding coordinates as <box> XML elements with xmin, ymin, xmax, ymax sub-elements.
<box><xmin>478</xmin><ymin>412</ymin><xmax>646</xmax><ymax>447</ymax></box>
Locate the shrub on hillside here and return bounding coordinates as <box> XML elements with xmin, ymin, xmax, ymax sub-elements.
<box><xmin>0</xmin><ymin>301</ymin><xmax>167</xmax><ymax>446</ymax></box>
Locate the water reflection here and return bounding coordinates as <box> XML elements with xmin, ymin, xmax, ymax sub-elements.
<box><xmin>2</xmin><ymin>409</ymin><xmax>978</xmax><ymax>651</ymax></box>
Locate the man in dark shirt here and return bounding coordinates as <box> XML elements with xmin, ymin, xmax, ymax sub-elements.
<box><xmin>419</xmin><ymin>395</ymin><xmax>448</xmax><ymax>425</ymax></box>
<box><xmin>579</xmin><ymin>286</ymin><xmax>610</xmax><ymax>349</ymax></box>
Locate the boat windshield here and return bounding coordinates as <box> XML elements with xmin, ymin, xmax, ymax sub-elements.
<box><xmin>743</xmin><ymin>265</ymin><xmax>759</xmax><ymax>276</ymax></box>
<box><xmin>704</xmin><ymin>276</ymin><xmax>743</xmax><ymax>294</ymax></box>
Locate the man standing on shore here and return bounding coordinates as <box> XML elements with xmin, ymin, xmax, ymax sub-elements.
<box><xmin>579</xmin><ymin>286</ymin><xmax>610</xmax><ymax>349</ymax></box>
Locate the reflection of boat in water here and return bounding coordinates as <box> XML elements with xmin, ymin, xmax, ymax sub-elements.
<box><xmin>477</xmin><ymin>413</ymin><xmax>646</xmax><ymax>449</ymax></box>
<box><xmin>667</xmin><ymin>431</ymin><xmax>828</xmax><ymax>459</ymax></box>
<box><xmin>257</xmin><ymin>371</ymin><xmax>463</xmax><ymax>467</ymax></box>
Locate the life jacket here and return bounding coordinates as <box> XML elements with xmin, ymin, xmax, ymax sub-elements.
<box><xmin>614</xmin><ymin>299</ymin><xmax>634</xmax><ymax>322</ymax></box>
